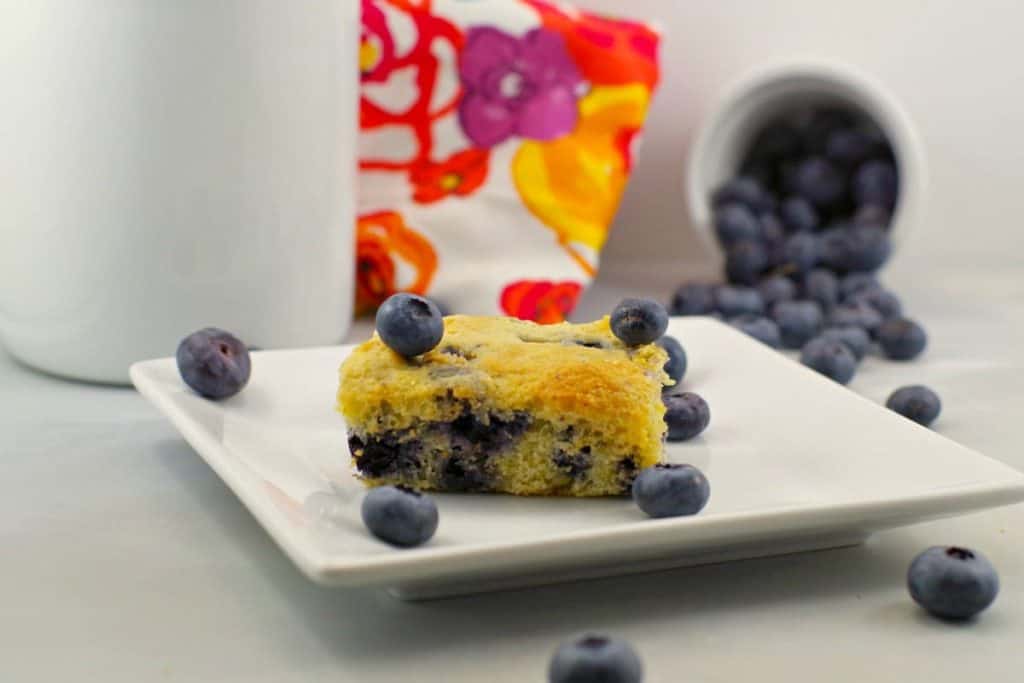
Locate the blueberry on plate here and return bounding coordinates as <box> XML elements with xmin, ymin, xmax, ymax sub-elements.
<box><xmin>849</xmin><ymin>287</ymin><xmax>902</xmax><ymax>319</ymax></box>
<box><xmin>730</xmin><ymin>314</ymin><xmax>782</xmax><ymax>348</ymax></box>
<box><xmin>780</xmin><ymin>196</ymin><xmax>820</xmax><ymax>233</ymax></box>
<box><xmin>829</xmin><ymin>301</ymin><xmax>884</xmax><ymax>334</ymax></box>
<box><xmin>663</xmin><ymin>392</ymin><xmax>711</xmax><ymax>442</ymax></box>
<box><xmin>853</xmin><ymin>160</ymin><xmax>898</xmax><ymax>209</ymax></box>
<box><xmin>876</xmin><ymin>317</ymin><xmax>927</xmax><ymax>360</ymax></box>
<box><xmin>669</xmin><ymin>281</ymin><xmax>717</xmax><ymax>316</ymax></box>
<box><xmin>757</xmin><ymin>275</ymin><xmax>797</xmax><ymax>308</ymax></box>
<box><xmin>714</xmin><ymin>285</ymin><xmax>765</xmax><ymax>318</ymax></box>
<box><xmin>656</xmin><ymin>335</ymin><xmax>687</xmax><ymax>385</ymax></box>
<box><xmin>838</xmin><ymin>272</ymin><xmax>881</xmax><ymax>301</ymax></box>
<box><xmin>908</xmin><ymin>546</ymin><xmax>999</xmax><ymax>620</ymax></box>
<box><xmin>781</xmin><ymin>232</ymin><xmax>820</xmax><ymax>274</ymax></box>
<box><xmin>633</xmin><ymin>463</ymin><xmax>711</xmax><ymax>519</ymax></box>
<box><xmin>611</xmin><ymin>298</ymin><xmax>668</xmax><ymax>346</ymax></box>
<box><xmin>712</xmin><ymin>176</ymin><xmax>769</xmax><ymax>212</ymax></box>
<box><xmin>176</xmin><ymin>327</ymin><xmax>252</xmax><ymax>399</ymax></box>
<box><xmin>793</xmin><ymin>157</ymin><xmax>846</xmax><ymax>208</ymax></box>
<box><xmin>361</xmin><ymin>485</ymin><xmax>439</xmax><ymax>547</ymax></box>
<box><xmin>376</xmin><ymin>293</ymin><xmax>444</xmax><ymax>357</ymax></box>
<box><xmin>725</xmin><ymin>240</ymin><xmax>769</xmax><ymax>285</ymax></box>
<box><xmin>772</xmin><ymin>300</ymin><xmax>824</xmax><ymax>349</ymax></box>
<box><xmin>802</xmin><ymin>268</ymin><xmax>839</xmax><ymax>311</ymax></box>
<box><xmin>886</xmin><ymin>385</ymin><xmax>941</xmax><ymax>426</ymax></box>
<box><xmin>800</xmin><ymin>336</ymin><xmax>857</xmax><ymax>384</ymax></box>
<box><xmin>549</xmin><ymin>634</ymin><xmax>643</xmax><ymax>683</ymax></box>
<box><xmin>714</xmin><ymin>203</ymin><xmax>761</xmax><ymax>245</ymax></box>
<box><xmin>818</xmin><ymin>325</ymin><xmax>871</xmax><ymax>361</ymax></box>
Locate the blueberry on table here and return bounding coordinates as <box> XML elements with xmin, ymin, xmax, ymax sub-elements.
<box><xmin>730</xmin><ymin>314</ymin><xmax>782</xmax><ymax>348</ymax></box>
<box><xmin>548</xmin><ymin>634</ymin><xmax>643</xmax><ymax>683</ymax></box>
<box><xmin>908</xmin><ymin>546</ymin><xmax>999</xmax><ymax>620</ymax></box>
<box><xmin>876</xmin><ymin>317</ymin><xmax>927</xmax><ymax>360</ymax></box>
<box><xmin>781</xmin><ymin>232</ymin><xmax>821</xmax><ymax>274</ymax></box>
<box><xmin>803</xmin><ymin>268</ymin><xmax>839</xmax><ymax>311</ymax></box>
<box><xmin>725</xmin><ymin>240</ymin><xmax>769</xmax><ymax>285</ymax></box>
<box><xmin>714</xmin><ymin>203</ymin><xmax>761</xmax><ymax>245</ymax></box>
<box><xmin>818</xmin><ymin>325</ymin><xmax>871</xmax><ymax>361</ymax></box>
<box><xmin>176</xmin><ymin>327</ymin><xmax>252</xmax><ymax>399</ymax></box>
<box><xmin>829</xmin><ymin>301</ymin><xmax>884</xmax><ymax>334</ymax></box>
<box><xmin>850</xmin><ymin>287</ymin><xmax>902</xmax><ymax>319</ymax></box>
<box><xmin>780</xmin><ymin>196</ymin><xmax>820</xmax><ymax>233</ymax></box>
<box><xmin>669</xmin><ymin>282</ymin><xmax>717</xmax><ymax>316</ymax></box>
<box><xmin>633</xmin><ymin>463</ymin><xmax>711</xmax><ymax>519</ymax></box>
<box><xmin>886</xmin><ymin>385</ymin><xmax>942</xmax><ymax>426</ymax></box>
<box><xmin>757</xmin><ymin>275</ymin><xmax>797</xmax><ymax>308</ymax></box>
<box><xmin>712</xmin><ymin>176</ymin><xmax>769</xmax><ymax>211</ymax></box>
<box><xmin>611</xmin><ymin>298</ymin><xmax>668</xmax><ymax>346</ymax></box>
<box><xmin>361</xmin><ymin>485</ymin><xmax>439</xmax><ymax>548</ymax></box>
<box><xmin>793</xmin><ymin>157</ymin><xmax>846</xmax><ymax>208</ymax></box>
<box><xmin>714</xmin><ymin>286</ymin><xmax>765</xmax><ymax>318</ymax></box>
<box><xmin>800</xmin><ymin>337</ymin><xmax>857</xmax><ymax>384</ymax></box>
<box><xmin>853</xmin><ymin>160</ymin><xmax>898</xmax><ymax>209</ymax></box>
<box><xmin>772</xmin><ymin>300</ymin><xmax>824</xmax><ymax>349</ymax></box>
<box><xmin>376</xmin><ymin>293</ymin><xmax>444</xmax><ymax>357</ymax></box>
<box><xmin>656</xmin><ymin>335</ymin><xmax>687</xmax><ymax>385</ymax></box>
<box><xmin>663</xmin><ymin>392</ymin><xmax>711</xmax><ymax>441</ymax></box>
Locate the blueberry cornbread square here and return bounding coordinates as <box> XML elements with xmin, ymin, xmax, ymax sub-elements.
<box><xmin>338</xmin><ymin>315</ymin><xmax>669</xmax><ymax>496</ymax></box>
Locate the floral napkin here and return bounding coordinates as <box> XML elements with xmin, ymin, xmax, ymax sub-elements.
<box><xmin>357</xmin><ymin>0</ymin><xmax>660</xmax><ymax>322</ymax></box>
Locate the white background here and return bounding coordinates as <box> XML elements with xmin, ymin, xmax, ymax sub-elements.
<box><xmin>4</xmin><ymin>1</ymin><xmax>1024</xmax><ymax>681</ymax></box>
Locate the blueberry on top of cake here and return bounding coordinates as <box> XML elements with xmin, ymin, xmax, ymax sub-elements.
<box><xmin>338</xmin><ymin>314</ymin><xmax>670</xmax><ymax>496</ymax></box>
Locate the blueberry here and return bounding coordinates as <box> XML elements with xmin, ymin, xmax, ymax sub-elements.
<box><xmin>747</xmin><ymin>120</ymin><xmax>804</xmax><ymax>163</ymax></box>
<box><xmin>780</xmin><ymin>196</ymin><xmax>820</xmax><ymax>233</ymax></box>
<box><xmin>852</xmin><ymin>203</ymin><xmax>891</xmax><ymax>229</ymax></box>
<box><xmin>772</xmin><ymin>300</ymin><xmax>824</xmax><ymax>349</ymax></box>
<box><xmin>376</xmin><ymin>293</ymin><xmax>444</xmax><ymax>357</ymax></box>
<box><xmin>876</xmin><ymin>317</ymin><xmax>927</xmax><ymax>360</ymax></box>
<box><xmin>669</xmin><ymin>282</ymin><xmax>717</xmax><ymax>316</ymax></box>
<box><xmin>781</xmin><ymin>232</ymin><xmax>820</xmax><ymax>274</ymax></box>
<box><xmin>714</xmin><ymin>286</ymin><xmax>765</xmax><ymax>318</ymax></box>
<box><xmin>730</xmin><ymin>314</ymin><xmax>782</xmax><ymax>348</ymax></box>
<box><xmin>360</xmin><ymin>485</ymin><xmax>439</xmax><ymax>547</ymax></box>
<box><xmin>850</xmin><ymin>287</ymin><xmax>902</xmax><ymax>319</ymax></box>
<box><xmin>656</xmin><ymin>335</ymin><xmax>687</xmax><ymax>385</ymax></box>
<box><xmin>712</xmin><ymin>176</ymin><xmax>768</xmax><ymax>211</ymax></box>
<box><xmin>793</xmin><ymin>157</ymin><xmax>846</xmax><ymax>208</ymax></box>
<box><xmin>725</xmin><ymin>240</ymin><xmax>768</xmax><ymax>285</ymax></box>
<box><xmin>758</xmin><ymin>212</ymin><xmax>786</xmax><ymax>244</ymax></box>
<box><xmin>819</xmin><ymin>226</ymin><xmax>851</xmax><ymax>271</ymax></box>
<box><xmin>825</xmin><ymin>127</ymin><xmax>873</xmax><ymax>167</ymax></box>
<box><xmin>829</xmin><ymin>301</ymin><xmax>884</xmax><ymax>334</ymax></box>
<box><xmin>802</xmin><ymin>108</ymin><xmax>856</xmax><ymax>153</ymax></box>
<box><xmin>908</xmin><ymin>546</ymin><xmax>999</xmax><ymax>620</ymax></box>
<box><xmin>176</xmin><ymin>327</ymin><xmax>252</xmax><ymax>399</ymax></box>
<box><xmin>842</xmin><ymin>225</ymin><xmax>892</xmax><ymax>272</ymax></box>
<box><xmin>663</xmin><ymin>392</ymin><xmax>711</xmax><ymax>441</ymax></box>
<box><xmin>548</xmin><ymin>634</ymin><xmax>643</xmax><ymax>683</ymax></box>
<box><xmin>611</xmin><ymin>298</ymin><xmax>668</xmax><ymax>346</ymax></box>
<box><xmin>757</xmin><ymin>275</ymin><xmax>797</xmax><ymax>308</ymax></box>
<box><xmin>818</xmin><ymin>325</ymin><xmax>871</xmax><ymax>361</ymax></box>
<box><xmin>714</xmin><ymin>203</ymin><xmax>761</xmax><ymax>245</ymax></box>
<box><xmin>800</xmin><ymin>337</ymin><xmax>857</xmax><ymax>384</ymax></box>
<box><xmin>838</xmin><ymin>272</ymin><xmax>881</xmax><ymax>300</ymax></box>
<box><xmin>633</xmin><ymin>463</ymin><xmax>711</xmax><ymax>518</ymax></box>
<box><xmin>886</xmin><ymin>385</ymin><xmax>941</xmax><ymax>426</ymax></box>
<box><xmin>803</xmin><ymin>268</ymin><xmax>839</xmax><ymax>311</ymax></box>
<box><xmin>853</xmin><ymin>160</ymin><xmax>898</xmax><ymax>209</ymax></box>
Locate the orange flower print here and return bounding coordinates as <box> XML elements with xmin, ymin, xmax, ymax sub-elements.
<box><xmin>356</xmin><ymin>211</ymin><xmax>438</xmax><ymax>312</ymax></box>
<box><xmin>500</xmin><ymin>279</ymin><xmax>583</xmax><ymax>324</ymax></box>
<box><xmin>410</xmin><ymin>149</ymin><xmax>490</xmax><ymax>204</ymax></box>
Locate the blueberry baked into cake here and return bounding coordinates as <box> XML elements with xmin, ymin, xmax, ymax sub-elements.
<box><xmin>337</xmin><ymin>295</ymin><xmax>672</xmax><ymax>496</ymax></box>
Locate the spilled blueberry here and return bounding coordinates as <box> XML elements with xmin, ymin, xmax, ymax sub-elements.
<box><xmin>714</xmin><ymin>286</ymin><xmax>765</xmax><ymax>318</ymax></box>
<box><xmin>772</xmin><ymin>300</ymin><xmax>824</xmax><ymax>349</ymax></box>
<box><xmin>908</xmin><ymin>546</ymin><xmax>999</xmax><ymax>620</ymax></box>
<box><xmin>876</xmin><ymin>317</ymin><xmax>927</xmax><ymax>360</ymax></box>
<box><xmin>730</xmin><ymin>314</ymin><xmax>782</xmax><ymax>348</ymax></box>
<box><xmin>818</xmin><ymin>325</ymin><xmax>871</xmax><ymax>361</ymax></box>
<box><xmin>886</xmin><ymin>385</ymin><xmax>941</xmax><ymax>426</ymax></box>
<box><xmin>548</xmin><ymin>634</ymin><xmax>643</xmax><ymax>683</ymax></box>
<box><xmin>669</xmin><ymin>282</ymin><xmax>717</xmax><ymax>316</ymax></box>
<box><xmin>800</xmin><ymin>337</ymin><xmax>857</xmax><ymax>384</ymax></box>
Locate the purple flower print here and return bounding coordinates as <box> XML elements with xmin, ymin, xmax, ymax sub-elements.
<box><xmin>458</xmin><ymin>27</ymin><xmax>583</xmax><ymax>148</ymax></box>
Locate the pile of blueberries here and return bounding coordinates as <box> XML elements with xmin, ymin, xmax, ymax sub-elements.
<box><xmin>672</xmin><ymin>106</ymin><xmax>928</xmax><ymax>387</ymax></box>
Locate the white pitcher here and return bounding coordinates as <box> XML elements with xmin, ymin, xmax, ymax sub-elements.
<box><xmin>0</xmin><ymin>0</ymin><xmax>359</xmax><ymax>383</ymax></box>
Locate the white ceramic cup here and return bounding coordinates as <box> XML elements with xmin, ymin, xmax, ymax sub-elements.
<box><xmin>687</xmin><ymin>59</ymin><xmax>926</xmax><ymax>256</ymax></box>
<box><xmin>0</xmin><ymin>0</ymin><xmax>358</xmax><ymax>384</ymax></box>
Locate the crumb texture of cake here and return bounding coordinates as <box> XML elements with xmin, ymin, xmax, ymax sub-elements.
<box><xmin>338</xmin><ymin>315</ymin><xmax>669</xmax><ymax>496</ymax></box>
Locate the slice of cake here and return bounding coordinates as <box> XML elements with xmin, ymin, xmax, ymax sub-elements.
<box><xmin>338</xmin><ymin>314</ymin><xmax>669</xmax><ymax>496</ymax></box>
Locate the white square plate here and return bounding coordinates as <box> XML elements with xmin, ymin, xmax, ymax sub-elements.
<box><xmin>132</xmin><ymin>318</ymin><xmax>1024</xmax><ymax>599</ymax></box>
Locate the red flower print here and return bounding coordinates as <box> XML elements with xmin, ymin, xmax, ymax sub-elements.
<box><xmin>410</xmin><ymin>149</ymin><xmax>490</xmax><ymax>204</ymax></box>
<box><xmin>500</xmin><ymin>279</ymin><xmax>583</xmax><ymax>324</ymax></box>
<box><xmin>356</xmin><ymin>211</ymin><xmax>439</xmax><ymax>312</ymax></box>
